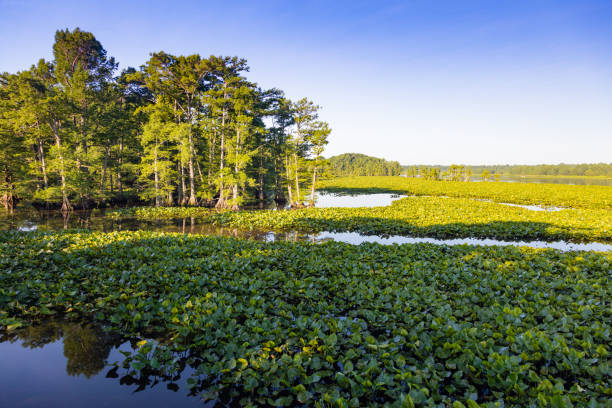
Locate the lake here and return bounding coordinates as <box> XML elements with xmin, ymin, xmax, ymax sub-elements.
<box><xmin>1</xmin><ymin>192</ymin><xmax>609</xmax><ymax>252</ymax></box>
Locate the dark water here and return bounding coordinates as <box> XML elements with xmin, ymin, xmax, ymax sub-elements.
<box><xmin>0</xmin><ymin>320</ymin><xmax>207</xmax><ymax>408</ymax></box>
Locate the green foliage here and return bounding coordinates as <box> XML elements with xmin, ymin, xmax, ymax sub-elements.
<box><xmin>328</xmin><ymin>153</ymin><xmax>402</xmax><ymax>177</ymax></box>
<box><xmin>110</xmin><ymin>195</ymin><xmax>612</xmax><ymax>243</ymax></box>
<box><xmin>454</xmin><ymin>163</ymin><xmax>612</xmax><ymax>177</ymax></box>
<box><xmin>1</xmin><ymin>230</ymin><xmax>610</xmax><ymax>406</ymax></box>
<box><xmin>0</xmin><ymin>29</ymin><xmax>331</xmax><ymax>210</ymax></box>
<box><xmin>406</xmin><ymin>166</ymin><xmax>440</xmax><ymax>180</ymax></box>
<box><xmin>319</xmin><ymin>176</ymin><xmax>612</xmax><ymax>210</ymax></box>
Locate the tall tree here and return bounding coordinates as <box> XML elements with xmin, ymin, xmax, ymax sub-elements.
<box><xmin>307</xmin><ymin>122</ymin><xmax>331</xmax><ymax>207</ymax></box>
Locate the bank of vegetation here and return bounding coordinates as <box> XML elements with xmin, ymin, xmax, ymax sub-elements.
<box><xmin>404</xmin><ymin>163</ymin><xmax>612</xmax><ymax>178</ymax></box>
<box><xmin>1</xmin><ymin>230</ymin><xmax>610</xmax><ymax>407</ymax></box>
<box><xmin>110</xmin><ymin>195</ymin><xmax>611</xmax><ymax>243</ymax></box>
<box><xmin>0</xmin><ymin>28</ymin><xmax>330</xmax><ymax>211</ymax></box>
<box><xmin>318</xmin><ymin>177</ymin><xmax>612</xmax><ymax>210</ymax></box>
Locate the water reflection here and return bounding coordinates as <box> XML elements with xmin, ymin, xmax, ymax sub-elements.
<box><xmin>474</xmin><ymin>199</ymin><xmax>564</xmax><ymax>212</ymax></box>
<box><xmin>313</xmin><ymin>232</ymin><xmax>612</xmax><ymax>252</ymax></box>
<box><xmin>4</xmin><ymin>320</ymin><xmax>116</xmax><ymax>378</ymax></box>
<box><xmin>0</xmin><ymin>319</ymin><xmax>205</xmax><ymax>408</ymax></box>
<box><xmin>311</xmin><ymin>192</ymin><xmax>405</xmax><ymax>207</ymax></box>
<box><xmin>1</xmin><ymin>192</ymin><xmax>610</xmax><ymax>252</ymax></box>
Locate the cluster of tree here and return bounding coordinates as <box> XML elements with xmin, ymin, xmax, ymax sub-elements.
<box><xmin>0</xmin><ymin>28</ymin><xmax>331</xmax><ymax>211</ymax></box>
<box><xmin>479</xmin><ymin>170</ymin><xmax>500</xmax><ymax>182</ymax></box>
<box><xmin>406</xmin><ymin>165</ymin><xmax>504</xmax><ymax>182</ymax></box>
<box><xmin>327</xmin><ymin>153</ymin><xmax>402</xmax><ymax>177</ymax></box>
<box><xmin>406</xmin><ymin>162</ymin><xmax>612</xmax><ymax>180</ymax></box>
<box><xmin>476</xmin><ymin>163</ymin><xmax>612</xmax><ymax>177</ymax></box>
<box><xmin>435</xmin><ymin>164</ymin><xmax>612</xmax><ymax>178</ymax></box>
<box><xmin>405</xmin><ymin>166</ymin><xmax>441</xmax><ymax>180</ymax></box>
<box><xmin>442</xmin><ymin>164</ymin><xmax>472</xmax><ymax>181</ymax></box>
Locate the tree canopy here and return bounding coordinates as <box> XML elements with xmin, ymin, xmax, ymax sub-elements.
<box><xmin>0</xmin><ymin>28</ymin><xmax>331</xmax><ymax>210</ymax></box>
<box><xmin>327</xmin><ymin>153</ymin><xmax>402</xmax><ymax>177</ymax></box>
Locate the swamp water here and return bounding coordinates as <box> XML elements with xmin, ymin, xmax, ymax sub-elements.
<box><xmin>0</xmin><ymin>320</ymin><xmax>208</xmax><ymax>408</ymax></box>
<box><xmin>1</xmin><ymin>192</ymin><xmax>610</xmax><ymax>252</ymax></box>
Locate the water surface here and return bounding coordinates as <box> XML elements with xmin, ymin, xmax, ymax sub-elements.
<box><xmin>1</xmin><ymin>193</ymin><xmax>609</xmax><ymax>252</ymax></box>
<box><xmin>311</xmin><ymin>192</ymin><xmax>405</xmax><ymax>207</ymax></box>
<box><xmin>0</xmin><ymin>320</ymin><xmax>205</xmax><ymax>408</ymax></box>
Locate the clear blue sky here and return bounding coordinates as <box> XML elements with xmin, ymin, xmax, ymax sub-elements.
<box><xmin>1</xmin><ymin>0</ymin><xmax>611</xmax><ymax>165</ymax></box>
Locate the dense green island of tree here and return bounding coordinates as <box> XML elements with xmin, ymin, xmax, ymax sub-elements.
<box><xmin>0</xmin><ymin>28</ymin><xmax>330</xmax><ymax>211</ymax></box>
<box><xmin>327</xmin><ymin>153</ymin><xmax>402</xmax><ymax>177</ymax></box>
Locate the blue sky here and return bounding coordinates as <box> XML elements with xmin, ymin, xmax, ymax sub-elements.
<box><xmin>1</xmin><ymin>0</ymin><xmax>611</xmax><ymax>165</ymax></box>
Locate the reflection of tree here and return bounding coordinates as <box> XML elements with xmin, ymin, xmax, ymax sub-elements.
<box><xmin>1</xmin><ymin>319</ymin><xmax>212</xmax><ymax>401</ymax></box>
<box><xmin>2</xmin><ymin>319</ymin><xmax>117</xmax><ymax>379</ymax></box>
<box><xmin>63</xmin><ymin>323</ymin><xmax>113</xmax><ymax>378</ymax></box>
<box><xmin>14</xmin><ymin>320</ymin><xmax>62</xmax><ymax>348</ymax></box>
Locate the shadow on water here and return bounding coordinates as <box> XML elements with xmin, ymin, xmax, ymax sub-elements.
<box><xmin>0</xmin><ymin>319</ymin><xmax>217</xmax><ymax>408</ymax></box>
<box><xmin>282</xmin><ymin>216</ymin><xmax>611</xmax><ymax>251</ymax></box>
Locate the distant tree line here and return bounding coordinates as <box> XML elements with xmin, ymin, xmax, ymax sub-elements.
<box><xmin>328</xmin><ymin>153</ymin><xmax>402</xmax><ymax>177</ymax></box>
<box><xmin>472</xmin><ymin>163</ymin><xmax>612</xmax><ymax>177</ymax></box>
<box><xmin>405</xmin><ymin>163</ymin><xmax>612</xmax><ymax>178</ymax></box>
<box><xmin>0</xmin><ymin>28</ymin><xmax>331</xmax><ymax>211</ymax></box>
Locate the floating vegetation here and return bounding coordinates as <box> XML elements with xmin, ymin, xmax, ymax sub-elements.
<box><xmin>318</xmin><ymin>176</ymin><xmax>612</xmax><ymax>210</ymax></box>
<box><xmin>1</xmin><ymin>230</ymin><xmax>611</xmax><ymax>406</ymax></box>
<box><xmin>110</xmin><ymin>196</ymin><xmax>612</xmax><ymax>243</ymax></box>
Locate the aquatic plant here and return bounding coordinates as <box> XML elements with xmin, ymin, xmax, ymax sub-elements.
<box><xmin>1</xmin><ymin>230</ymin><xmax>610</xmax><ymax>406</ymax></box>
<box><xmin>318</xmin><ymin>176</ymin><xmax>612</xmax><ymax>210</ymax></box>
<box><xmin>110</xmin><ymin>196</ymin><xmax>612</xmax><ymax>243</ymax></box>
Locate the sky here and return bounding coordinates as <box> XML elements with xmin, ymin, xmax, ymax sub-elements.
<box><xmin>1</xmin><ymin>0</ymin><xmax>611</xmax><ymax>165</ymax></box>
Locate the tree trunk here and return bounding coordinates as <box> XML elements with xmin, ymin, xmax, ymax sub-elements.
<box><xmin>177</xmin><ymin>162</ymin><xmax>184</xmax><ymax>205</ymax></box>
<box><xmin>285</xmin><ymin>154</ymin><xmax>293</xmax><ymax>207</ymax></box>
<box><xmin>215</xmin><ymin>90</ymin><xmax>227</xmax><ymax>209</ymax></box>
<box><xmin>154</xmin><ymin>139</ymin><xmax>161</xmax><ymax>208</ymax></box>
<box><xmin>187</xmin><ymin>126</ymin><xmax>197</xmax><ymax>206</ymax></box>
<box><xmin>101</xmin><ymin>145</ymin><xmax>109</xmax><ymax>195</ymax></box>
<box><xmin>51</xmin><ymin>122</ymin><xmax>71</xmax><ymax>212</ymax></box>
<box><xmin>273</xmin><ymin>156</ymin><xmax>283</xmax><ymax>203</ymax></box>
<box><xmin>258</xmin><ymin>152</ymin><xmax>264</xmax><ymax>204</ymax></box>
<box><xmin>309</xmin><ymin>165</ymin><xmax>317</xmax><ymax>207</ymax></box>
<box><xmin>38</xmin><ymin>138</ymin><xmax>48</xmax><ymax>189</ymax></box>
<box><xmin>180</xmin><ymin>162</ymin><xmax>188</xmax><ymax>206</ymax></box>
<box><xmin>208</xmin><ymin>128</ymin><xmax>216</xmax><ymax>189</ymax></box>
<box><xmin>293</xmin><ymin>152</ymin><xmax>300</xmax><ymax>206</ymax></box>
<box><xmin>231</xmin><ymin>126</ymin><xmax>240</xmax><ymax>210</ymax></box>
<box><xmin>195</xmin><ymin>161</ymin><xmax>205</xmax><ymax>183</ymax></box>
<box><xmin>117</xmin><ymin>134</ymin><xmax>123</xmax><ymax>196</ymax></box>
<box><xmin>2</xmin><ymin>172</ymin><xmax>15</xmax><ymax>211</ymax></box>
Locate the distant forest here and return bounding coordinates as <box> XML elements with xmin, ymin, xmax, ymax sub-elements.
<box><xmin>327</xmin><ymin>153</ymin><xmax>402</xmax><ymax>177</ymax></box>
<box><xmin>403</xmin><ymin>163</ymin><xmax>612</xmax><ymax>177</ymax></box>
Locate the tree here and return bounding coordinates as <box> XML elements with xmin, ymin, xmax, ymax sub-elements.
<box><xmin>0</xmin><ymin>29</ymin><xmax>331</xmax><ymax>211</ymax></box>
<box><xmin>138</xmin><ymin>104</ymin><xmax>177</xmax><ymax>207</ymax></box>
<box><xmin>288</xmin><ymin>98</ymin><xmax>320</xmax><ymax>206</ymax></box>
<box><xmin>308</xmin><ymin>122</ymin><xmax>330</xmax><ymax>207</ymax></box>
